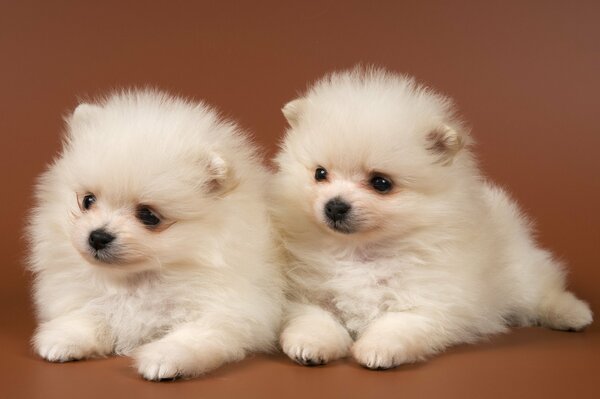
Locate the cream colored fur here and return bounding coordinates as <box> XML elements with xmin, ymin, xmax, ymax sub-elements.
<box><xmin>28</xmin><ymin>90</ymin><xmax>283</xmax><ymax>380</ymax></box>
<box><xmin>272</xmin><ymin>67</ymin><xmax>592</xmax><ymax>369</ymax></box>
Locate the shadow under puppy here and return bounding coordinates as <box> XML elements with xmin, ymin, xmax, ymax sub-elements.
<box><xmin>271</xmin><ymin>67</ymin><xmax>593</xmax><ymax>369</ymax></box>
<box><xmin>27</xmin><ymin>90</ymin><xmax>283</xmax><ymax>380</ymax></box>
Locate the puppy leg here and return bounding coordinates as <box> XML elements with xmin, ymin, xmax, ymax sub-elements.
<box><xmin>280</xmin><ymin>302</ymin><xmax>352</xmax><ymax>366</ymax></box>
<box><xmin>33</xmin><ymin>314</ymin><xmax>111</xmax><ymax>362</ymax></box>
<box><xmin>353</xmin><ymin>311</ymin><xmax>455</xmax><ymax>370</ymax></box>
<box><xmin>134</xmin><ymin>318</ymin><xmax>253</xmax><ymax>380</ymax></box>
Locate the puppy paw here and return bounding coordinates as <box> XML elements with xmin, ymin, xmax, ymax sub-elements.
<box><xmin>134</xmin><ymin>340</ymin><xmax>190</xmax><ymax>381</ymax></box>
<box><xmin>352</xmin><ymin>335</ymin><xmax>409</xmax><ymax>370</ymax></box>
<box><xmin>280</xmin><ymin>322</ymin><xmax>352</xmax><ymax>366</ymax></box>
<box><xmin>135</xmin><ymin>339</ymin><xmax>228</xmax><ymax>381</ymax></box>
<box><xmin>282</xmin><ymin>341</ymin><xmax>330</xmax><ymax>366</ymax></box>
<box><xmin>34</xmin><ymin>323</ymin><xmax>103</xmax><ymax>362</ymax></box>
<box><xmin>35</xmin><ymin>341</ymin><xmax>88</xmax><ymax>362</ymax></box>
<box><xmin>540</xmin><ymin>291</ymin><xmax>593</xmax><ymax>331</ymax></box>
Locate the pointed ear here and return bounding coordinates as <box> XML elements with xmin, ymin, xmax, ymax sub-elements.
<box><xmin>425</xmin><ymin>125</ymin><xmax>465</xmax><ymax>165</ymax></box>
<box><xmin>205</xmin><ymin>152</ymin><xmax>238</xmax><ymax>195</ymax></box>
<box><xmin>71</xmin><ymin>103</ymin><xmax>102</xmax><ymax>123</ymax></box>
<box><xmin>282</xmin><ymin>98</ymin><xmax>306</xmax><ymax>128</ymax></box>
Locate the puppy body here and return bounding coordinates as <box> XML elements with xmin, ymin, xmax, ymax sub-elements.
<box><xmin>28</xmin><ymin>90</ymin><xmax>283</xmax><ymax>379</ymax></box>
<box><xmin>272</xmin><ymin>68</ymin><xmax>592</xmax><ymax>369</ymax></box>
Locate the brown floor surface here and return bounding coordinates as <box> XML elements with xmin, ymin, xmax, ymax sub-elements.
<box><xmin>2</xmin><ymin>297</ymin><xmax>599</xmax><ymax>398</ymax></box>
<box><xmin>1</xmin><ymin>1</ymin><xmax>599</xmax><ymax>398</ymax></box>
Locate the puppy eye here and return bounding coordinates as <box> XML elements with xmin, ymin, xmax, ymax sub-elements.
<box><xmin>371</xmin><ymin>176</ymin><xmax>392</xmax><ymax>193</ymax></box>
<box><xmin>82</xmin><ymin>193</ymin><xmax>96</xmax><ymax>210</ymax></box>
<box><xmin>315</xmin><ymin>167</ymin><xmax>328</xmax><ymax>182</ymax></box>
<box><xmin>136</xmin><ymin>206</ymin><xmax>161</xmax><ymax>227</ymax></box>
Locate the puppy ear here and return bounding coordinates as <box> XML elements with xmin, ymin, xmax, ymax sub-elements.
<box><xmin>205</xmin><ymin>152</ymin><xmax>238</xmax><ymax>195</ymax></box>
<box><xmin>425</xmin><ymin>125</ymin><xmax>465</xmax><ymax>165</ymax></box>
<box><xmin>71</xmin><ymin>103</ymin><xmax>102</xmax><ymax>123</ymax></box>
<box><xmin>282</xmin><ymin>98</ymin><xmax>306</xmax><ymax>128</ymax></box>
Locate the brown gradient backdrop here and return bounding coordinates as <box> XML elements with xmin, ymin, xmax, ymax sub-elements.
<box><xmin>1</xmin><ymin>1</ymin><xmax>599</xmax><ymax>398</ymax></box>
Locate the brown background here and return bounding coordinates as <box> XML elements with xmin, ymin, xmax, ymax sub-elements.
<box><xmin>1</xmin><ymin>1</ymin><xmax>599</xmax><ymax>398</ymax></box>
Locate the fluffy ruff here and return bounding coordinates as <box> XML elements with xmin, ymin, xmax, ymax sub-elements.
<box><xmin>27</xmin><ymin>90</ymin><xmax>283</xmax><ymax>380</ymax></box>
<box><xmin>271</xmin><ymin>67</ymin><xmax>593</xmax><ymax>369</ymax></box>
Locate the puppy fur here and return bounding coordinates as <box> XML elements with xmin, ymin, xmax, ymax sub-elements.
<box><xmin>27</xmin><ymin>90</ymin><xmax>283</xmax><ymax>380</ymax></box>
<box><xmin>271</xmin><ymin>67</ymin><xmax>593</xmax><ymax>369</ymax></box>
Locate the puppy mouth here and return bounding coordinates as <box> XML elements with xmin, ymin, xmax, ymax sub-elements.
<box><xmin>325</xmin><ymin>219</ymin><xmax>357</xmax><ymax>234</ymax></box>
<box><xmin>89</xmin><ymin>249</ymin><xmax>122</xmax><ymax>265</ymax></box>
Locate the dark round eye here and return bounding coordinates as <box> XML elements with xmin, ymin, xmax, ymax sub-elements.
<box><xmin>315</xmin><ymin>167</ymin><xmax>328</xmax><ymax>182</ymax></box>
<box><xmin>371</xmin><ymin>176</ymin><xmax>392</xmax><ymax>193</ymax></box>
<box><xmin>136</xmin><ymin>206</ymin><xmax>161</xmax><ymax>226</ymax></box>
<box><xmin>82</xmin><ymin>194</ymin><xmax>96</xmax><ymax>210</ymax></box>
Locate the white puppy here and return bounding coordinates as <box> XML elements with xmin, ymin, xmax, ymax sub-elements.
<box><xmin>27</xmin><ymin>90</ymin><xmax>283</xmax><ymax>380</ymax></box>
<box><xmin>272</xmin><ymin>67</ymin><xmax>593</xmax><ymax>369</ymax></box>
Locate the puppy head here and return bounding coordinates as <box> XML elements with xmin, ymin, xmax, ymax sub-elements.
<box><xmin>58</xmin><ymin>90</ymin><xmax>238</xmax><ymax>273</ymax></box>
<box><xmin>275</xmin><ymin>67</ymin><xmax>475</xmax><ymax>242</ymax></box>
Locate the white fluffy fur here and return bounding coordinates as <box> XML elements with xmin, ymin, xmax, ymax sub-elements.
<box><xmin>28</xmin><ymin>90</ymin><xmax>283</xmax><ymax>380</ymax></box>
<box><xmin>272</xmin><ymin>67</ymin><xmax>593</xmax><ymax>369</ymax></box>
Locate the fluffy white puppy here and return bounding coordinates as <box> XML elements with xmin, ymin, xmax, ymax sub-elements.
<box><xmin>272</xmin><ymin>67</ymin><xmax>593</xmax><ymax>369</ymax></box>
<box><xmin>27</xmin><ymin>90</ymin><xmax>283</xmax><ymax>380</ymax></box>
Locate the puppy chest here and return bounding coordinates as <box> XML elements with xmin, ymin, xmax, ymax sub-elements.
<box><xmin>312</xmin><ymin>261</ymin><xmax>417</xmax><ymax>332</ymax></box>
<box><xmin>89</xmin><ymin>291</ymin><xmax>191</xmax><ymax>351</ymax></box>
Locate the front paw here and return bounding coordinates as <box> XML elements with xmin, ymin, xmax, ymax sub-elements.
<box><xmin>34</xmin><ymin>324</ymin><xmax>102</xmax><ymax>362</ymax></box>
<box><xmin>280</xmin><ymin>325</ymin><xmax>351</xmax><ymax>367</ymax></box>
<box><xmin>134</xmin><ymin>341</ymin><xmax>188</xmax><ymax>381</ymax></box>
<box><xmin>135</xmin><ymin>339</ymin><xmax>226</xmax><ymax>381</ymax></box>
<box><xmin>352</xmin><ymin>335</ymin><xmax>409</xmax><ymax>370</ymax></box>
<box><xmin>282</xmin><ymin>341</ymin><xmax>330</xmax><ymax>366</ymax></box>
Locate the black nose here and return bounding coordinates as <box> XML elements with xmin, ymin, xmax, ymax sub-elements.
<box><xmin>88</xmin><ymin>229</ymin><xmax>115</xmax><ymax>250</ymax></box>
<box><xmin>324</xmin><ymin>198</ymin><xmax>351</xmax><ymax>222</ymax></box>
